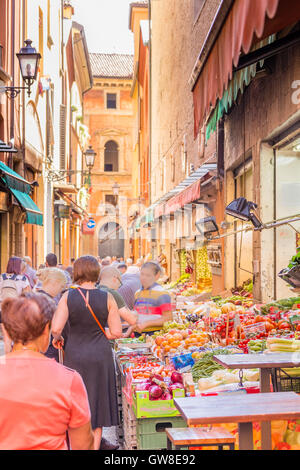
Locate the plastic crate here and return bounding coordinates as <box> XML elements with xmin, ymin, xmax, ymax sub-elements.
<box><xmin>136</xmin><ymin>416</ymin><xmax>187</xmax><ymax>450</ymax></box>
<box><xmin>132</xmin><ymin>389</ymin><xmax>185</xmax><ymax>418</ymax></box>
<box><xmin>272</xmin><ymin>368</ymin><xmax>300</xmax><ymax>393</ymax></box>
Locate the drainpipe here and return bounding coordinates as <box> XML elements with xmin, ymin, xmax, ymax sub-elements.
<box><xmin>9</xmin><ymin>0</ymin><xmax>15</xmax><ymax>170</ymax></box>
<box><xmin>148</xmin><ymin>0</ymin><xmax>152</xmax><ymax>205</ymax></box>
<box><xmin>273</xmin><ymin>148</ymin><xmax>277</xmax><ymax>300</ymax></box>
<box><xmin>22</xmin><ymin>0</ymin><xmax>26</xmax><ymax>178</ymax></box>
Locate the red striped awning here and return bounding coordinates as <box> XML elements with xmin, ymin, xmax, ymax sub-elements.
<box><xmin>154</xmin><ymin>203</ymin><xmax>165</xmax><ymax>219</ymax></box>
<box><xmin>165</xmin><ymin>180</ymin><xmax>201</xmax><ymax>216</ymax></box>
<box><xmin>193</xmin><ymin>0</ymin><xmax>300</xmax><ymax>137</ymax></box>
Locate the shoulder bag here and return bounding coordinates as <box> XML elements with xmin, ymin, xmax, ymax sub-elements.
<box><xmin>76</xmin><ymin>287</ymin><xmax>107</xmax><ymax>338</ymax></box>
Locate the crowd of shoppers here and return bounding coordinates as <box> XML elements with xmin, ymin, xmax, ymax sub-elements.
<box><xmin>0</xmin><ymin>252</ymin><xmax>171</xmax><ymax>450</ymax></box>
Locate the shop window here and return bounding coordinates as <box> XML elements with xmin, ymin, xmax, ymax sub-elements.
<box><xmin>275</xmin><ymin>142</ymin><xmax>300</xmax><ymax>298</ymax></box>
<box><xmin>234</xmin><ymin>161</ymin><xmax>253</xmax><ymax>287</ymax></box>
<box><xmin>105</xmin><ymin>194</ymin><xmax>117</xmax><ymax>207</ymax></box>
<box><xmin>106</xmin><ymin>93</ymin><xmax>117</xmax><ymax>109</ymax></box>
<box><xmin>104</xmin><ymin>140</ymin><xmax>119</xmax><ymax>172</ymax></box>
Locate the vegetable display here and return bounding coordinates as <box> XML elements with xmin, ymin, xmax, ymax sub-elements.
<box><xmin>191</xmin><ymin>349</ymin><xmax>232</xmax><ymax>382</ymax></box>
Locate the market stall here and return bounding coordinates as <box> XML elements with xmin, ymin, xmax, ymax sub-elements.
<box><xmin>114</xmin><ymin>278</ymin><xmax>300</xmax><ymax>451</ymax></box>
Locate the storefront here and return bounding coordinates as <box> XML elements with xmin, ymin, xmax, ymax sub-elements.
<box><xmin>0</xmin><ymin>160</ymin><xmax>43</xmax><ymax>271</ymax></box>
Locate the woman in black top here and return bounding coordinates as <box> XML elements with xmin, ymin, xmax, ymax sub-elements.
<box><xmin>51</xmin><ymin>256</ymin><xmax>122</xmax><ymax>451</ymax></box>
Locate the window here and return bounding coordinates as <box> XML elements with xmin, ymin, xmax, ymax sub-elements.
<box><xmin>104</xmin><ymin>140</ymin><xmax>119</xmax><ymax>172</ymax></box>
<box><xmin>107</xmin><ymin>93</ymin><xmax>117</xmax><ymax>109</ymax></box>
<box><xmin>105</xmin><ymin>194</ymin><xmax>117</xmax><ymax>206</ymax></box>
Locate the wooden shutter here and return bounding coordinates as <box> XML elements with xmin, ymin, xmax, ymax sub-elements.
<box><xmin>59</xmin><ymin>104</ymin><xmax>66</xmax><ymax>170</ymax></box>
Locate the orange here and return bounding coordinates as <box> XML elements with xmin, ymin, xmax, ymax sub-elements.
<box><xmin>155</xmin><ymin>336</ymin><xmax>164</xmax><ymax>346</ymax></box>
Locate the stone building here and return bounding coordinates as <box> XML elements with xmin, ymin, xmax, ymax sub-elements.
<box><xmin>191</xmin><ymin>0</ymin><xmax>300</xmax><ymax>301</ymax></box>
<box><xmin>82</xmin><ymin>52</ymin><xmax>135</xmax><ymax>260</ymax></box>
<box><xmin>146</xmin><ymin>0</ymin><xmax>224</xmax><ymax>291</ymax></box>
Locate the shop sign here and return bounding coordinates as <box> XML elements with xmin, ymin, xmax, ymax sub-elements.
<box><xmin>82</xmin><ymin>219</ymin><xmax>96</xmax><ymax>235</ymax></box>
<box><xmin>55</xmin><ymin>203</ymin><xmax>70</xmax><ymax>219</ymax></box>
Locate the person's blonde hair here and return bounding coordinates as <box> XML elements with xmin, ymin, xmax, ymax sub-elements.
<box><xmin>37</xmin><ymin>267</ymin><xmax>67</xmax><ymax>288</ymax></box>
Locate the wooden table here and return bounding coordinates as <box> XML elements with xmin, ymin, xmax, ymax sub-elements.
<box><xmin>213</xmin><ymin>353</ymin><xmax>300</xmax><ymax>448</ymax></box>
<box><xmin>174</xmin><ymin>392</ymin><xmax>300</xmax><ymax>450</ymax></box>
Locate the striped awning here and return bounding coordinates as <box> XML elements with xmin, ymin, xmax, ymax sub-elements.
<box><xmin>192</xmin><ymin>0</ymin><xmax>300</xmax><ymax>137</ymax></box>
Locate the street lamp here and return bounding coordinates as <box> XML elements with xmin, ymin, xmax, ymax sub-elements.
<box><xmin>225</xmin><ymin>197</ymin><xmax>263</xmax><ymax>229</ymax></box>
<box><xmin>112</xmin><ymin>182</ymin><xmax>120</xmax><ymax>208</ymax></box>
<box><xmin>2</xmin><ymin>40</ymin><xmax>41</xmax><ymax>98</ymax></box>
<box><xmin>112</xmin><ymin>182</ymin><xmax>120</xmax><ymax>196</ymax></box>
<box><xmin>196</xmin><ymin>216</ymin><xmax>219</xmax><ymax>239</ymax></box>
<box><xmin>83</xmin><ymin>145</ymin><xmax>96</xmax><ymax>188</ymax></box>
<box><xmin>84</xmin><ymin>145</ymin><xmax>96</xmax><ymax>170</ymax></box>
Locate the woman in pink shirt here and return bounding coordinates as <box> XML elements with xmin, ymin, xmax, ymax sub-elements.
<box><xmin>0</xmin><ymin>293</ymin><xmax>94</xmax><ymax>450</ymax></box>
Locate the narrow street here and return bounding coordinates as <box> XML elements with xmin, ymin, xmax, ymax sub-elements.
<box><xmin>1</xmin><ymin>0</ymin><xmax>300</xmax><ymax>456</ymax></box>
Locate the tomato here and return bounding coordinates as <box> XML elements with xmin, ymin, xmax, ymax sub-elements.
<box><xmin>296</xmin><ymin>324</ymin><xmax>300</xmax><ymax>331</ymax></box>
<box><xmin>278</xmin><ymin>322</ymin><xmax>290</xmax><ymax>330</ymax></box>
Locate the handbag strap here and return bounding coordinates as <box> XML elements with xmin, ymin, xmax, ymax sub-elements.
<box><xmin>76</xmin><ymin>288</ymin><xmax>107</xmax><ymax>338</ymax></box>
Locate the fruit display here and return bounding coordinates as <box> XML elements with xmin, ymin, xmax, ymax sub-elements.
<box><xmin>260</xmin><ymin>297</ymin><xmax>300</xmax><ymax>315</ymax></box>
<box><xmin>116</xmin><ymin>288</ymin><xmax>300</xmax><ymax>449</ymax></box>
<box><xmin>133</xmin><ymin>370</ymin><xmax>185</xmax><ymax>401</ymax></box>
<box><xmin>231</xmin><ymin>279</ymin><xmax>253</xmax><ymax>297</ymax></box>
<box><xmin>212</xmin><ymin>295</ymin><xmax>254</xmax><ymax>308</ymax></box>
<box><xmin>248</xmin><ymin>339</ymin><xmax>267</xmax><ymax>353</ymax></box>
<box><xmin>164</xmin><ymin>273</ymin><xmax>191</xmax><ymax>290</ymax></box>
<box><xmin>152</xmin><ymin>327</ymin><xmax>210</xmax><ymax>358</ymax></box>
<box><xmin>195</xmin><ymin>247</ymin><xmax>212</xmax><ymax>287</ymax></box>
<box><xmin>179</xmin><ymin>250</ymin><xmax>187</xmax><ymax>277</ymax></box>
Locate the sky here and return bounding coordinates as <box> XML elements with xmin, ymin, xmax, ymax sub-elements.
<box><xmin>72</xmin><ymin>0</ymin><xmax>134</xmax><ymax>54</ymax></box>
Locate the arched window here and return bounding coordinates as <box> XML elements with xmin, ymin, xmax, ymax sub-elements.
<box><xmin>104</xmin><ymin>140</ymin><xmax>119</xmax><ymax>172</ymax></box>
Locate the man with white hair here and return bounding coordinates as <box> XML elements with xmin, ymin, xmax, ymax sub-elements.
<box><xmin>98</xmin><ymin>266</ymin><xmax>138</xmax><ymax>336</ymax></box>
<box><xmin>23</xmin><ymin>256</ymin><xmax>37</xmax><ymax>289</ymax></box>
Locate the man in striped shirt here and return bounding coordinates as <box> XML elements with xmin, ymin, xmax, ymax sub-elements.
<box><xmin>134</xmin><ymin>262</ymin><xmax>173</xmax><ymax>334</ymax></box>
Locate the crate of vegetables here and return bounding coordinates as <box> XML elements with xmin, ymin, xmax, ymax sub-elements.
<box><xmin>132</xmin><ymin>371</ymin><xmax>185</xmax><ymax>418</ymax></box>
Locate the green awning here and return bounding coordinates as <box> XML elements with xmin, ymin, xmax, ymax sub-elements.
<box><xmin>10</xmin><ymin>188</ymin><xmax>43</xmax><ymax>226</ymax></box>
<box><xmin>205</xmin><ymin>34</ymin><xmax>276</xmax><ymax>142</ymax></box>
<box><xmin>205</xmin><ymin>63</ymin><xmax>258</xmax><ymax>142</ymax></box>
<box><xmin>146</xmin><ymin>208</ymin><xmax>154</xmax><ymax>225</ymax></box>
<box><xmin>0</xmin><ymin>161</ymin><xmax>43</xmax><ymax>226</ymax></box>
<box><xmin>0</xmin><ymin>161</ymin><xmax>31</xmax><ymax>194</ymax></box>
